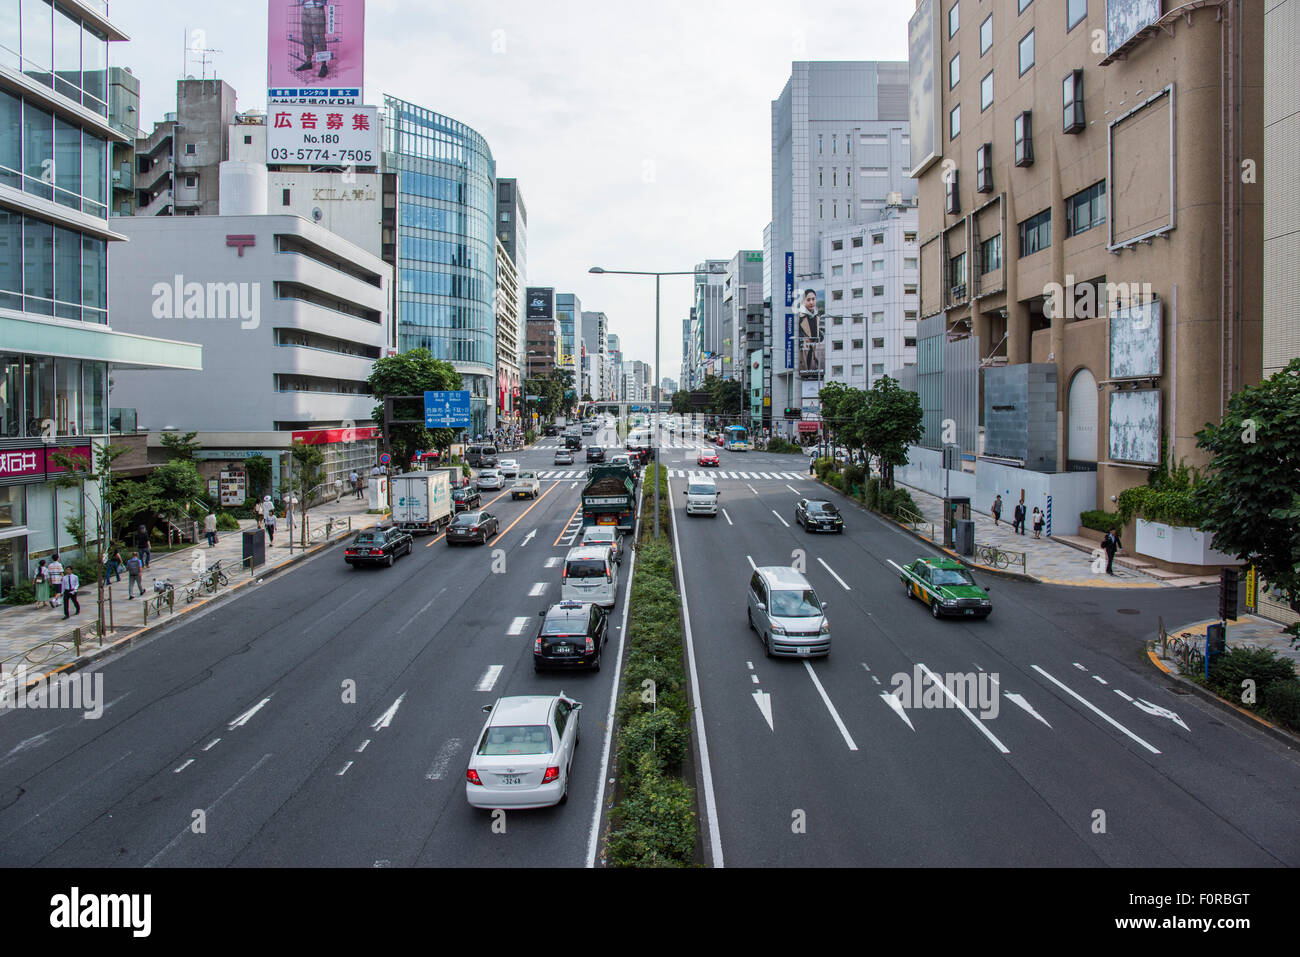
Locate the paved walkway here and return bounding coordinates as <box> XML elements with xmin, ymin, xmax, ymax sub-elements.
<box><xmin>897</xmin><ymin>482</ymin><xmax>1162</xmax><ymax>588</ymax></box>
<box><xmin>1155</xmin><ymin>614</ymin><xmax>1300</xmax><ymax>673</ymax></box>
<box><xmin>0</xmin><ymin>493</ymin><xmax>382</xmax><ymax>681</ymax></box>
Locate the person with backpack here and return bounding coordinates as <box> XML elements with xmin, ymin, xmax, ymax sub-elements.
<box><xmin>124</xmin><ymin>551</ymin><xmax>144</xmax><ymax>598</ymax></box>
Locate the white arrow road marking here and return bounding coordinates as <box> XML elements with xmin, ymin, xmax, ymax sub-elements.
<box><xmin>476</xmin><ymin>665</ymin><xmax>503</xmax><ymax>692</ymax></box>
<box><xmin>1132</xmin><ymin>698</ymin><xmax>1190</xmax><ymax>731</ymax></box>
<box><xmin>1032</xmin><ymin>665</ymin><xmax>1161</xmax><ymax>754</ymax></box>
<box><xmin>772</xmin><ymin>510</ymin><xmax>790</xmax><ymax>527</ymax></box>
<box><xmin>803</xmin><ymin>662</ymin><xmax>858</xmax><ymax>751</ymax></box>
<box><xmin>752</xmin><ymin>690</ymin><xmax>774</xmax><ymax>731</ymax></box>
<box><xmin>371</xmin><ymin>693</ymin><xmax>406</xmax><ymax>731</ymax></box>
<box><xmin>1004</xmin><ymin>693</ymin><xmax>1052</xmax><ymax>728</ymax></box>
<box><xmin>916</xmin><ymin>663</ymin><xmax>1010</xmax><ymax>754</ymax></box>
<box><xmin>520</xmin><ymin>529</ymin><xmax>537</xmax><ymax>546</ymax></box>
<box><xmin>880</xmin><ymin>689</ymin><xmax>916</xmax><ymax>730</ymax></box>
<box><xmin>1113</xmin><ymin>689</ymin><xmax>1134</xmax><ymax>702</ymax></box>
<box><xmin>508</xmin><ymin>616</ymin><xmax>530</xmax><ymax>635</ymax></box>
<box><xmin>228</xmin><ymin>696</ymin><xmax>271</xmax><ymax>729</ymax></box>
<box><xmin>817</xmin><ymin>557</ymin><xmax>851</xmax><ymax>591</ymax></box>
<box><xmin>425</xmin><ymin>738</ymin><xmax>463</xmax><ymax>780</ymax></box>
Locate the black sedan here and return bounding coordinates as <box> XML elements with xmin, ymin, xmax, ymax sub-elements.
<box><xmin>452</xmin><ymin>486</ymin><xmax>482</xmax><ymax>512</ymax></box>
<box><xmin>534</xmin><ymin>600</ymin><xmax>608</xmax><ymax>672</ymax></box>
<box><xmin>795</xmin><ymin>498</ymin><xmax>844</xmax><ymax>533</ymax></box>
<box><xmin>446</xmin><ymin>510</ymin><xmax>500</xmax><ymax>546</ymax></box>
<box><xmin>586</xmin><ymin>446</ymin><xmax>606</xmax><ymax>463</ymax></box>
<box><xmin>345</xmin><ymin>526</ymin><xmax>413</xmax><ymax>567</ymax></box>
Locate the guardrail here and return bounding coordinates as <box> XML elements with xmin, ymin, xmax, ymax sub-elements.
<box><xmin>973</xmin><ymin>543</ymin><xmax>1028</xmax><ymax>574</ymax></box>
<box><xmin>0</xmin><ymin>622</ymin><xmax>103</xmax><ymax>679</ymax></box>
<box><xmin>895</xmin><ymin>506</ymin><xmax>936</xmax><ymax>542</ymax></box>
<box><xmin>306</xmin><ymin>515</ymin><xmax>351</xmax><ymax>544</ymax></box>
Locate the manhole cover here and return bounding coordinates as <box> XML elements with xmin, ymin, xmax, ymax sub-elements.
<box><xmin>1117</xmin><ymin>608</ymin><xmax>1141</xmax><ymax>615</ymax></box>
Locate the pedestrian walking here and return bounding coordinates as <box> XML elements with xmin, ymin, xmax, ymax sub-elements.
<box><xmin>254</xmin><ymin>499</ymin><xmax>265</xmax><ymax>528</ymax></box>
<box><xmin>125</xmin><ymin>552</ymin><xmax>144</xmax><ymax>598</ymax></box>
<box><xmin>1032</xmin><ymin>507</ymin><xmax>1044</xmax><ymax>539</ymax></box>
<box><xmin>1101</xmin><ymin>529</ymin><xmax>1121</xmax><ymax>575</ymax></box>
<box><xmin>204</xmin><ymin>511</ymin><xmax>217</xmax><ymax>547</ymax></box>
<box><xmin>137</xmin><ymin>525</ymin><xmax>151</xmax><ymax>568</ymax></box>
<box><xmin>107</xmin><ymin>549</ymin><xmax>123</xmax><ymax>582</ymax></box>
<box><xmin>1012</xmin><ymin>502</ymin><xmax>1024</xmax><ymax>535</ymax></box>
<box><xmin>991</xmin><ymin>495</ymin><xmax>1003</xmax><ymax>527</ymax></box>
<box><xmin>62</xmin><ymin>570</ymin><xmax>80</xmax><ymax>619</ymax></box>
<box><xmin>264</xmin><ymin>507</ymin><xmax>277</xmax><ymax>544</ymax></box>
<box><xmin>46</xmin><ymin>554</ymin><xmax>64</xmax><ymax>609</ymax></box>
<box><xmin>33</xmin><ymin>560</ymin><xmax>50</xmax><ymax>606</ymax></box>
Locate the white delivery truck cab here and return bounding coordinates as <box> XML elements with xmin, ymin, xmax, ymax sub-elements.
<box><xmin>391</xmin><ymin>470</ymin><xmax>453</xmax><ymax>535</ymax></box>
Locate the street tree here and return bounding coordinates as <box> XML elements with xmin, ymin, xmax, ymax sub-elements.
<box><xmin>284</xmin><ymin>439</ymin><xmax>326</xmax><ymax>548</ymax></box>
<box><xmin>159</xmin><ymin>430</ymin><xmax>201</xmax><ymax>461</ymax></box>
<box><xmin>1194</xmin><ymin>357</ymin><xmax>1300</xmax><ymax>638</ymax></box>
<box><xmin>50</xmin><ymin>443</ymin><xmax>130</xmax><ymax>634</ymax></box>
<box><xmin>368</xmin><ymin>349</ymin><xmax>462</xmax><ymax>466</ymax></box>
<box><xmin>860</xmin><ymin>376</ymin><xmax>923</xmax><ymax>488</ymax></box>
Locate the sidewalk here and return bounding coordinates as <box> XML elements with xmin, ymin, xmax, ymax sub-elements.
<box><xmin>1154</xmin><ymin>614</ymin><xmax>1300</xmax><ymax>673</ymax></box>
<box><xmin>0</xmin><ymin>492</ymin><xmax>383</xmax><ymax>682</ymax></box>
<box><xmin>897</xmin><ymin>482</ymin><xmax>1163</xmax><ymax>588</ymax></box>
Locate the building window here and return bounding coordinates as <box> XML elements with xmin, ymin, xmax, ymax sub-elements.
<box><xmin>950</xmin><ymin>252</ymin><xmax>967</xmax><ymax>290</ymax></box>
<box><xmin>833</xmin><ymin>201</ymin><xmax>838</xmax><ymax>218</ymax></box>
<box><xmin>832</xmin><ymin>315</ymin><xmax>844</xmax><ymax>326</ymax></box>
<box><xmin>905</xmin><ymin>337</ymin><xmax>917</xmax><ymax>348</ymax></box>
<box><xmin>981</xmin><ymin>14</ymin><xmax>993</xmax><ymax>54</ymax></box>
<box><xmin>818</xmin><ymin>167</ymin><xmax>823</xmax><ymax>186</ymax></box>
<box><xmin>981</xmin><ymin>72</ymin><xmax>994</xmax><ymax>111</ymax></box>
<box><xmin>244</xmin><ymin>134</ymin><xmax>252</xmax><ymax>144</ymax></box>
<box><xmin>904</xmin><ymin>283</ymin><xmax>918</xmax><ymax>295</ymax></box>
<box><xmin>852</xmin><ymin>364</ymin><xmax>864</xmax><ymax>377</ymax></box>
<box><xmin>872</xmin><ymin>337</ymin><xmax>885</xmax><ymax>349</ymax></box>
<box><xmin>1018</xmin><ymin>209</ymin><xmax>1051</xmax><ymax>256</ymax></box>
<box><xmin>950</xmin><ymin>53</ymin><xmax>960</xmax><ymax>90</ymax></box>
<box><xmin>1063</xmin><ymin>70</ymin><xmax>1085</xmax><ymax>133</ymax></box>
<box><xmin>852</xmin><ymin>262</ymin><xmax>864</xmax><ymax>274</ymax></box>
<box><xmin>833</xmin><ymin>134</ymin><xmax>838</xmax><ymax>153</ymax></box>
<box><xmin>819</xmin><ymin>201</ymin><xmax>824</xmax><ymax>219</ymax></box>
<box><xmin>832</xmin><ymin>340</ymin><xmax>844</xmax><ymax>351</ymax></box>
<box><xmin>945</xmin><ymin>169</ymin><xmax>960</xmax><ymax>214</ymax></box>
<box><xmin>851</xmin><ymin>236</ymin><xmax>863</xmax><ymax>248</ymax></box>
<box><xmin>872</xmin><ymin>312</ymin><xmax>885</xmax><ymax>323</ymax></box>
<box><xmin>872</xmin><ymin>285</ymin><xmax>885</xmax><ymax>297</ymax></box>
<box><xmin>1015</xmin><ymin>111</ymin><xmax>1034</xmax><ymax>166</ymax></box>
<box><xmin>976</xmin><ymin>143</ymin><xmax>993</xmax><ymax>192</ymax></box>
<box><xmin>853</xmin><ymin>314</ymin><xmax>864</xmax><ymax>323</ymax></box>
<box><xmin>833</xmin><ymin>168</ymin><xmax>839</xmax><ymax>187</ymax></box>
<box><xmin>1065</xmin><ymin>180</ymin><xmax>1106</xmax><ymax>236</ymax></box>
<box><xmin>1019</xmin><ymin>30</ymin><xmax>1035</xmax><ymax>75</ymax></box>
<box><xmin>949</xmin><ymin>2</ymin><xmax>959</xmax><ymax>37</ymax></box>
<box><xmin>1068</xmin><ymin>0</ymin><xmax>1087</xmax><ymax>30</ymax></box>
<box><xmin>819</xmin><ymin>133</ymin><xmax>823</xmax><ymax>154</ymax></box>
<box><xmin>904</xmin><ymin>257</ymin><xmax>918</xmax><ymax>269</ymax></box>
<box><xmin>872</xmin><ymin>260</ymin><xmax>884</xmax><ymax>274</ymax></box>
<box><xmin>950</xmin><ymin>103</ymin><xmax>961</xmax><ymax>140</ymax></box>
<box><xmin>500</xmin><ymin>211</ymin><xmax>510</xmax><ymax>222</ymax></box>
<box><xmin>905</xmin><ymin>311</ymin><xmax>917</xmax><ymax>321</ymax></box>
<box><xmin>852</xmin><ymin>339</ymin><xmax>864</xmax><ymax>349</ymax></box>
<box><xmin>1019</xmin><ymin>0</ymin><xmax>1033</xmax><ymax>11</ymax></box>
<box><xmin>832</xmin><ymin>264</ymin><xmax>844</xmax><ymax>276</ymax></box>
<box><xmin>852</xmin><ymin>287</ymin><xmax>864</xmax><ymax>299</ymax></box>
<box><xmin>184</xmin><ymin>175</ymin><xmax>196</xmax><ymax>188</ymax></box>
<box><xmin>832</xmin><ymin>290</ymin><xmax>844</xmax><ymax>301</ymax></box>
<box><xmin>185</xmin><ymin>143</ymin><xmax>196</xmax><ymax>155</ymax></box>
<box><xmin>832</xmin><ymin>239</ymin><xmax>843</xmax><ymax>251</ymax></box>
<box><xmin>873</xmin><ymin>363</ymin><xmax>885</xmax><ymax>374</ymax></box>
<box><xmin>981</xmin><ymin>234</ymin><xmax>1002</xmax><ymax>272</ymax></box>
<box><xmin>904</xmin><ymin>231</ymin><xmax>917</xmax><ymax>243</ymax></box>
<box><xmin>872</xmin><ymin>233</ymin><xmax>884</xmax><ymax>245</ymax></box>
<box><xmin>832</xmin><ymin>365</ymin><xmax>844</xmax><ymax>377</ymax></box>
<box><xmin>282</xmin><ymin>188</ymin><xmax>291</xmax><ymax>206</ymax></box>
<box><xmin>846</xmin><ymin>167</ymin><xmax>851</xmax><ymax>187</ymax></box>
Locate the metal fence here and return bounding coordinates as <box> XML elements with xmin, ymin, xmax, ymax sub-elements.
<box><xmin>0</xmin><ymin>622</ymin><xmax>103</xmax><ymax>679</ymax></box>
<box><xmin>974</xmin><ymin>543</ymin><xmax>1028</xmax><ymax>574</ymax></box>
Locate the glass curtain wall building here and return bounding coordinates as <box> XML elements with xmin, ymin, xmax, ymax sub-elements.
<box><xmin>384</xmin><ymin>97</ymin><xmax>497</xmax><ymax>438</ymax></box>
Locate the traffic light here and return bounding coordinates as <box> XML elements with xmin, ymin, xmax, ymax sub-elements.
<box><xmin>1218</xmin><ymin>567</ymin><xmax>1239</xmax><ymax>621</ymax></box>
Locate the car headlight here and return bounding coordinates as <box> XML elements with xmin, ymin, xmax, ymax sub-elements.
<box><xmin>769</xmin><ymin>623</ymin><xmax>787</xmax><ymax>635</ymax></box>
<box><xmin>819</xmin><ymin>619</ymin><xmax>830</xmax><ymax>634</ymax></box>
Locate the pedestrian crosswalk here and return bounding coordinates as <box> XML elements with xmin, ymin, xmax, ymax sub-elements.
<box><xmin>533</xmin><ymin>468</ymin><xmax>811</xmax><ymax>482</ymax></box>
<box><xmin>534</xmin><ymin>440</ymin><xmax>710</xmax><ymax>451</ymax></box>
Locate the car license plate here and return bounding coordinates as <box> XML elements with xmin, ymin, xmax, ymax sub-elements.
<box><xmin>798</xmin><ymin>646</ymin><xmax>811</xmax><ymax>656</ymax></box>
<box><xmin>554</xmin><ymin>644</ymin><xmax>572</xmax><ymax>654</ymax></box>
<box><xmin>500</xmin><ymin>775</ymin><xmax>521</xmax><ymax>786</ymax></box>
<box><xmin>965</xmin><ymin>609</ymin><xmax>974</xmax><ymax>615</ymax></box>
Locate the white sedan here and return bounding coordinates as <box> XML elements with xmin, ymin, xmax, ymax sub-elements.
<box><xmin>476</xmin><ymin>468</ymin><xmax>504</xmax><ymax>490</ymax></box>
<box><xmin>498</xmin><ymin>459</ymin><xmax>520</xmax><ymax>479</ymax></box>
<box><xmin>511</xmin><ymin>471</ymin><xmax>541</xmax><ymax>499</ymax></box>
<box><xmin>466</xmin><ymin>695</ymin><xmax>582</xmax><ymax>809</ymax></box>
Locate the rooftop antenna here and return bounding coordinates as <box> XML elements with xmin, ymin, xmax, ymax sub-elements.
<box><xmin>182</xmin><ymin>27</ymin><xmax>222</xmax><ymax>82</ymax></box>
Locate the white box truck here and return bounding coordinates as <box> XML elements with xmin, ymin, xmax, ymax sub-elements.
<box><xmin>391</xmin><ymin>470</ymin><xmax>453</xmax><ymax>536</ymax></box>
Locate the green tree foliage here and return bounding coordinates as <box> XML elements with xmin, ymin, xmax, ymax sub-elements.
<box><xmin>367</xmin><ymin>349</ymin><xmax>462</xmax><ymax>465</ymax></box>
<box><xmin>670</xmin><ymin>390</ymin><xmax>692</xmax><ymax>414</ymax></box>
<box><xmin>244</xmin><ymin>454</ymin><xmax>272</xmax><ymax>500</ymax></box>
<box><xmin>286</xmin><ymin>440</ymin><xmax>326</xmax><ymax>547</ymax></box>
<box><xmin>818</xmin><ymin>377</ymin><xmax>923</xmax><ymax>488</ymax></box>
<box><xmin>159</xmin><ymin>430</ymin><xmax>201</xmax><ymax>461</ymax></box>
<box><xmin>1194</xmin><ymin>358</ymin><xmax>1300</xmax><ymax>637</ymax></box>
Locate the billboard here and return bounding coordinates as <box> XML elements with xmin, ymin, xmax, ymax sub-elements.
<box><xmin>1107</xmin><ymin>0</ymin><xmax>1162</xmax><ymax>54</ymax></box>
<box><xmin>1109</xmin><ymin>298</ymin><xmax>1162</xmax><ymax>379</ymax></box>
<box><xmin>796</xmin><ymin>286</ymin><xmax>825</xmax><ymax>379</ymax></box>
<box><xmin>268</xmin><ymin>0</ymin><xmax>365</xmax><ymax>101</ymax></box>
<box><xmin>267</xmin><ymin>105</ymin><xmax>377</xmax><ymax>165</ymax></box>
<box><xmin>784</xmin><ymin>253</ymin><xmax>795</xmax><ymax>370</ymax></box>
<box><xmin>425</xmin><ymin>391</ymin><xmax>472</xmax><ymax>429</ymax></box>
<box><xmin>1108</xmin><ymin>389</ymin><xmax>1161</xmax><ymax>465</ymax></box>
<box><xmin>526</xmin><ymin>287</ymin><xmax>555</xmax><ymax>320</ymax></box>
<box><xmin>908</xmin><ymin>0</ymin><xmax>941</xmax><ymax>177</ymax></box>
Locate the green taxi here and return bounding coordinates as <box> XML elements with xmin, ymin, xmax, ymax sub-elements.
<box><xmin>900</xmin><ymin>557</ymin><xmax>992</xmax><ymax>619</ymax></box>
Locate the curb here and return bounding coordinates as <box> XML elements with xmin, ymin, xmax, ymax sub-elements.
<box><xmin>11</xmin><ymin>526</ymin><xmax>361</xmax><ymax>689</ymax></box>
<box><xmin>1144</xmin><ymin>637</ymin><xmax>1300</xmax><ymax>751</ymax></box>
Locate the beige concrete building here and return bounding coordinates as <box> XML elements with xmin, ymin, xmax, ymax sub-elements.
<box><xmin>910</xmin><ymin>0</ymin><xmax>1263</xmax><ymax>510</ymax></box>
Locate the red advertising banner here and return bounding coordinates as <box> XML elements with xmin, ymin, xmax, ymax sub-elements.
<box><xmin>292</xmin><ymin>427</ymin><xmax>378</xmax><ymax>446</ymax></box>
<box><xmin>45</xmin><ymin>445</ymin><xmax>92</xmax><ymax>473</ymax></box>
<box><xmin>0</xmin><ymin>448</ymin><xmax>43</xmax><ymax>480</ymax></box>
<box><xmin>797</xmin><ymin>421</ymin><xmax>821</xmax><ymax>433</ymax></box>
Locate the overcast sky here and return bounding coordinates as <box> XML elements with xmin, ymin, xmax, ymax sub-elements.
<box><xmin>114</xmin><ymin>0</ymin><xmax>912</xmax><ymax>385</ymax></box>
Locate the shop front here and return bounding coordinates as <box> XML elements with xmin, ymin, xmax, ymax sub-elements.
<box><xmin>0</xmin><ymin>442</ymin><xmax>97</xmax><ymax>600</ymax></box>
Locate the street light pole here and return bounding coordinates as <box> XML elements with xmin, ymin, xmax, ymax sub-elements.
<box><xmin>654</xmin><ymin>274</ymin><xmax>661</xmax><ymax>541</ymax></box>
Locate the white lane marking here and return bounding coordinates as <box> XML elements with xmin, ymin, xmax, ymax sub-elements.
<box><xmin>1132</xmin><ymin>698</ymin><xmax>1190</xmax><ymax>731</ymax></box>
<box><xmin>356</xmin><ymin>739</ymin><xmax>371</xmax><ymax>752</ymax></box>
<box><xmin>1073</xmin><ymin>662</ymin><xmax>1088</xmax><ymax>671</ymax></box>
<box><xmin>886</xmin><ymin>559</ymin><xmax>908</xmax><ymax>575</ymax></box>
<box><xmin>772</xmin><ymin>510</ymin><xmax>790</xmax><ymax>527</ymax></box>
<box><xmin>571</xmin><ymin>482</ymin><xmax>579</xmax><ymax>489</ymax></box>
<box><xmin>752</xmin><ymin>691</ymin><xmax>774</xmax><ymax>730</ymax></box>
<box><xmin>817</xmin><ymin>557</ymin><xmax>851</xmax><ymax>591</ymax></box>
<box><xmin>1032</xmin><ymin>665</ymin><xmax>1161</xmax><ymax>754</ymax></box>
<box><xmin>371</xmin><ymin>693</ymin><xmax>406</xmax><ymax>731</ymax></box>
<box><xmin>545</xmin><ymin>557</ymin><xmax>561</xmax><ymax>568</ymax></box>
<box><xmin>400</xmin><ymin>592</ymin><xmax>443</xmax><ymax>632</ymax></box>
<box><xmin>146</xmin><ymin>753</ymin><xmax>271</xmax><ymax>868</ymax></box>
<box><xmin>476</xmin><ymin>665</ymin><xmax>504</xmax><ymax>692</ymax></box>
<box><xmin>787</xmin><ymin>484</ymin><xmax>801</xmax><ymax>495</ymax></box>
<box><xmin>173</xmin><ymin>759</ymin><xmax>194</xmax><ymax>773</ymax></box>
<box><xmin>228</xmin><ymin>696</ymin><xmax>272</xmax><ymax>729</ymax></box>
<box><xmin>521</xmin><ymin>529</ymin><xmax>537</xmax><ymax>547</ymax></box>
<box><xmin>1004</xmin><ymin>692</ymin><xmax>1053</xmax><ymax>727</ymax></box>
<box><xmin>748</xmin><ymin>484</ymin><xmax>758</xmax><ymax>495</ymax></box>
<box><xmin>508</xmin><ymin>616</ymin><xmax>530</xmax><ymax>635</ymax></box>
<box><xmin>202</xmin><ymin>738</ymin><xmax>221</xmax><ymax>752</ymax></box>
<box><xmin>529</xmin><ymin>582</ymin><xmax>547</xmax><ymax>597</ymax></box>
<box><xmin>664</xmin><ymin>478</ymin><xmax>725</xmax><ymax>869</ymax></box>
<box><xmin>746</xmin><ymin>661</ymin><xmax>754</xmax><ymax>670</ymax></box>
<box><xmin>880</xmin><ymin>689</ymin><xmax>917</xmax><ymax>731</ymax></box>
<box><xmin>1092</xmin><ymin>675</ymin><xmax>1109</xmax><ymax>685</ymax></box>
<box><xmin>916</xmin><ymin>662</ymin><xmax>1010</xmax><ymax>754</ymax></box>
<box><xmin>750</xmin><ymin>674</ymin><xmax>760</xmax><ymax>684</ymax></box>
<box><xmin>337</xmin><ymin>761</ymin><xmax>353</xmax><ymax>776</ymax></box>
<box><xmin>803</xmin><ymin>662</ymin><xmax>858</xmax><ymax>751</ymax></box>
<box><xmin>1113</xmin><ymin>689</ymin><xmax>1134</xmax><ymax>702</ymax></box>
<box><xmin>426</xmin><ymin>737</ymin><xmax>463</xmax><ymax>780</ymax></box>
<box><xmin>588</xmin><ymin>484</ymin><xmax>643</xmax><ymax>868</ymax></box>
<box><xmin>721</xmin><ymin>508</ymin><xmax>734</xmax><ymax>526</ymax></box>
<box><xmin>746</xmin><ymin>555</ymin><xmax>756</xmax><ymax>571</ymax></box>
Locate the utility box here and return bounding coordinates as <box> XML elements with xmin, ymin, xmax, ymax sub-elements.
<box><xmin>943</xmin><ymin>496</ymin><xmax>971</xmax><ymax>548</ymax></box>
<box><xmin>242</xmin><ymin>528</ymin><xmax>266</xmax><ymax>571</ymax></box>
<box><xmin>955</xmin><ymin>518</ymin><xmax>975</xmax><ymax>556</ymax></box>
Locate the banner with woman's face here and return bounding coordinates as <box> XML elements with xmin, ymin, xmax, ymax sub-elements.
<box><xmin>796</xmin><ymin>287</ymin><xmax>825</xmax><ymax>378</ymax></box>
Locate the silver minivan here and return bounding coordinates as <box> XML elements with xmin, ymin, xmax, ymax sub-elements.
<box><xmin>562</xmin><ymin>546</ymin><xmax>619</xmax><ymax>608</ymax></box>
<box><xmin>746</xmin><ymin>566</ymin><xmax>830</xmax><ymax>658</ymax></box>
<box><xmin>684</xmin><ymin>477</ymin><xmax>719</xmax><ymax>517</ymax></box>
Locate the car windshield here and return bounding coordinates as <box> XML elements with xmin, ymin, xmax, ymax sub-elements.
<box><xmin>932</xmin><ymin>568</ymin><xmax>975</xmax><ymax>587</ymax></box>
<box><xmin>769</xmin><ymin>588</ymin><xmax>823</xmax><ymax>618</ymax></box>
<box><xmin>808</xmin><ymin>503</ymin><xmax>837</xmax><ymax>514</ymax></box>
<box><xmin>453</xmin><ymin>513</ymin><xmax>482</xmax><ymax>525</ymax></box>
<box><xmin>688</xmin><ymin>484</ymin><xmax>716</xmax><ymax>495</ymax></box>
<box><xmin>583</xmin><ymin>531</ymin><xmax>615</xmax><ymax>545</ymax></box>
<box><xmin>519</xmin><ymin>472</ymin><xmax>535</xmax><ymax>480</ymax></box>
<box><xmin>566</xmin><ymin>559</ymin><xmax>608</xmax><ymax>578</ymax></box>
<box><xmin>477</xmin><ymin>725</ymin><xmax>552</xmax><ymax>756</ymax></box>
<box><xmin>353</xmin><ymin>532</ymin><xmax>384</xmax><ymax>544</ymax></box>
<box><xmin>542</xmin><ymin>613</ymin><xmax>588</xmax><ymax>636</ymax></box>
<box><xmin>452</xmin><ymin>489</ymin><xmax>470</xmax><ymax>499</ymax></box>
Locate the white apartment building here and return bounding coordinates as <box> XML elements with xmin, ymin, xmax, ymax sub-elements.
<box><xmin>820</xmin><ymin>200</ymin><xmax>920</xmax><ymax>390</ymax></box>
<box><xmin>494</xmin><ymin>236</ymin><xmax>520</xmax><ymax>428</ymax></box>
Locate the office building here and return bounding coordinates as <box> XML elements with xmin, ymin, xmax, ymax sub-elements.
<box><xmin>581</xmin><ymin>310</ymin><xmax>608</xmax><ymax>403</ymax></box>
<box><xmin>693</xmin><ymin>261</ymin><xmax>728</xmax><ymax>382</ymax></box>
<box><xmin>494</xmin><ymin>236</ymin><xmax>519</xmax><ymax>426</ymax></box>
<box><xmin>133</xmin><ymin>78</ymin><xmax>239</xmax><ymax>217</ymax></box>
<box><xmin>555</xmin><ymin>292</ymin><xmax>580</xmax><ymax>374</ymax></box>
<box><xmin>496</xmin><ymin>177</ymin><xmax>527</xmax><ymax>393</ymax></box>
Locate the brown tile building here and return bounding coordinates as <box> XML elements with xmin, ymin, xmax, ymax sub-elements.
<box><xmin>909</xmin><ymin>0</ymin><xmax>1262</xmax><ymax>508</ymax></box>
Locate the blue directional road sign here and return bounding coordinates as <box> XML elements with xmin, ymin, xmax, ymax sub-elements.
<box><xmin>425</xmin><ymin>391</ymin><xmax>472</xmax><ymax>428</ymax></box>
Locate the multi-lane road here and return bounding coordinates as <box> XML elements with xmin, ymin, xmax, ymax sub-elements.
<box><xmin>1</xmin><ymin>419</ymin><xmax>1297</xmax><ymax>868</ymax></box>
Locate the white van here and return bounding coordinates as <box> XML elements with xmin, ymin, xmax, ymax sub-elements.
<box><xmin>561</xmin><ymin>546</ymin><xmax>619</xmax><ymax>608</ymax></box>
<box><xmin>746</xmin><ymin>566</ymin><xmax>831</xmax><ymax>657</ymax></box>
<box><xmin>683</xmin><ymin>476</ymin><xmax>719</xmax><ymax>517</ymax></box>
